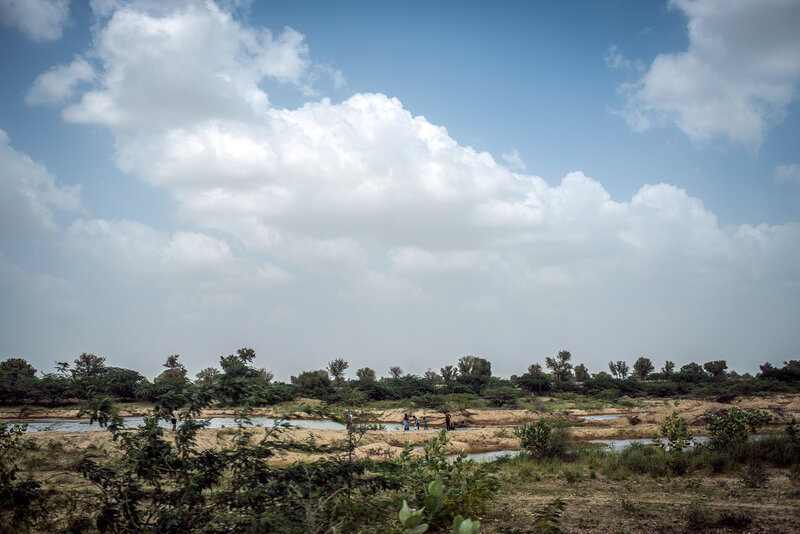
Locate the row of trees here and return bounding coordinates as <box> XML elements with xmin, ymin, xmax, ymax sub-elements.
<box><xmin>2</xmin><ymin>351</ymin><xmax>799</xmax><ymax>407</ymax></box>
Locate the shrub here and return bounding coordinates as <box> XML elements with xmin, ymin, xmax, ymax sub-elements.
<box><xmin>619</xmin><ymin>442</ymin><xmax>668</xmax><ymax>478</ymax></box>
<box><xmin>514</xmin><ymin>419</ymin><xmax>551</xmax><ymax>459</ymax></box>
<box><xmin>706</xmin><ymin>407</ymin><xmax>772</xmax><ymax>450</ymax></box>
<box><xmin>397</xmin><ymin>430</ymin><xmax>498</xmax><ymax>529</ymax></box>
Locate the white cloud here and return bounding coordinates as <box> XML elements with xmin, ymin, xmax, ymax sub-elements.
<box><xmin>501</xmin><ymin>148</ymin><xmax>526</xmax><ymax>171</ymax></box>
<box><xmin>604</xmin><ymin>45</ymin><xmax>644</xmax><ymax>71</ymax></box>
<box><xmin>26</xmin><ymin>56</ymin><xmax>95</xmax><ymax>106</ymax></box>
<box><xmin>0</xmin><ymin>0</ymin><xmax>70</xmax><ymax>41</ymax></box>
<box><xmin>620</xmin><ymin>0</ymin><xmax>800</xmax><ymax>149</ymax></box>
<box><xmin>0</xmin><ymin>128</ymin><xmax>81</xmax><ymax>240</ymax></box>
<box><xmin>24</xmin><ymin>0</ymin><xmax>800</xmax><ymax>376</ymax></box>
<box><xmin>66</xmin><ymin>218</ymin><xmax>291</xmax><ymax>287</ymax></box>
<box><xmin>775</xmin><ymin>163</ymin><xmax>800</xmax><ymax>186</ymax></box>
<box><xmin>58</xmin><ymin>1</ymin><xmax>338</xmax><ymax>128</ymax></box>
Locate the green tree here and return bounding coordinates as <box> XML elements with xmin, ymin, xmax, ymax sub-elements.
<box><xmin>703</xmin><ymin>360</ymin><xmax>727</xmax><ymax>379</ymax></box>
<box><xmin>73</xmin><ymin>353</ymin><xmax>106</xmax><ymax>378</ymax></box>
<box><xmin>573</xmin><ymin>363</ymin><xmax>590</xmax><ymax>382</ymax></box>
<box><xmin>327</xmin><ymin>358</ymin><xmax>349</xmax><ymax>386</ymax></box>
<box><xmin>608</xmin><ymin>360</ymin><xmax>629</xmax><ymax>379</ymax></box>
<box><xmin>72</xmin><ymin>353</ymin><xmax>107</xmax><ymax>397</ymax></box>
<box><xmin>195</xmin><ymin>367</ymin><xmax>220</xmax><ymax>384</ymax></box>
<box><xmin>457</xmin><ymin>356</ymin><xmax>491</xmax><ymax>377</ymax></box>
<box><xmin>662</xmin><ymin>360</ymin><xmax>675</xmax><ymax>375</ymax></box>
<box><xmin>440</xmin><ymin>365</ymin><xmax>457</xmax><ymax>383</ymax></box>
<box><xmin>423</xmin><ymin>369</ymin><xmax>442</xmax><ymax>384</ymax></box>
<box><xmin>389</xmin><ymin>366</ymin><xmax>404</xmax><ymax>379</ymax></box>
<box><xmin>291</xmin><ymin>370</ymin><xmax>334</xmax><ymax>398</ymax></box>
<box><xmin>355</xmin><ymin>367</ymin><xmax>376</xmax><ymax>381</ymax></box>
<box><xmin>545</xmin><ymin>351</ymin><xmax>573</xmax><ymax>383</ymax></box>
<box><xmin>0</xmin><ymin>359</ymin><xmax>38</xmax><ymax>404</ymax></box>
<box><xmin>633</xmin><ymin>357</ymin><xmax>654</xmax><ymax>380</ymax></box>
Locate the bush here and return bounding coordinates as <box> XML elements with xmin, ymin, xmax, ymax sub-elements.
<box><xmin>514</xmin><ymin>418</ymin><xmax>572</xmax><ymax>459</ymax></box>
<box><xmin>397</xmin><ymin>430</ymin><xmax>498</xmax><ymax>529</ymax></box>
<box><xmin>618</xmin><ymin>442</ymin><xmax>668</xmax><ymax>478</ymax></box>
<box><xmin>706</xmin><ymin>407</ymin><xmax>772</xmax><ymax>450</ymax></box>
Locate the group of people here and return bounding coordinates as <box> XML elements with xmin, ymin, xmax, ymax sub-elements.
<box><xmin>402</xmin><ymin>412</ymin><xmax>455</xmax><ymax>431</ymax></box>
<box><xmin>402</xmin><ymin>413</ymin><xmax>428</xmax><ymax>430</ymax></box>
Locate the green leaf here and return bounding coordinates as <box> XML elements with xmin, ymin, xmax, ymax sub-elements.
<box><xmin>427</xmin><ymin>478</ymin><xmax>443</xmax><ymax>498</ymax></box>
<box><xmin>399</xmin><ymin>500</ymin><xmax>425</xmax><ymax>528</ymax></box>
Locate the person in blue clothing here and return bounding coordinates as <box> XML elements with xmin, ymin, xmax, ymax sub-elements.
<box><xmin>422</xmin><ymin>416</ymin><xmax>428</xmax><ymax>430</ymax></box>
<box><xmin>403</xmin><ymin>413</ymin><xmax>410</xmax><ymax>431</ymax></box>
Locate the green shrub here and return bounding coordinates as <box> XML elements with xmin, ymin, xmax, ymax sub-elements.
<box><xmin>618</xmin><ymin>442</ymin><xmax>668</xmax><ymax>478</ymax></box>
<box><xmin>706</xmin><ymin>407</ymin><xmax>772</xmax><ymax>450</ymax></box>
<box><xmin>397</xmin><ymin>430</ymin><xmax>498</xmax><ymax>529</ymax></box>
<box><xmin>514</xmin><ymin>418</ymin><xmax>572</xmax><ymax>460</ymax></box>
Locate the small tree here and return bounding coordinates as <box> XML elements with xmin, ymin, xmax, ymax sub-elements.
<box><xmin>355</xmin><ymin>367</ymin><xmax>376</xmax><ymax>381</ymax></box>
<box><xmin>327</xmin><ymin>358</ymin><xmax>349</xmax><ymax>386</ymax></box>
<box><xmin>608</xmin><ymin>360</ymin><xmax>628</xmax><ymax>379</ymax></box>
<box><xmin>73</xmin><ymin>353</ymin><xmax>106</xmax><ymax>378</ymax></box>
<box><xmin>703</xmin><ymin>360</ymin><xmax>727</xmax><ymax>379</ymax></box>
<box><xmin>514</xmin><ymin>418</ymin><xmax>552</xmax><ymax>458</ymax></box>
<box><xmin>195</xmin><ymin>367</ymin><xmax>220</xmax><ymax>384</ymax></box>
<box><xmin>573</xmin><ymin>363</ymin><xmax>590</xmax><ymax>382</ymax></box>
<box><xmin>545</xmin><ymin>351</ymin><xmax>573</xmax><ymax>383</ymax></box>
<box><xmin>527</xmin><ymin>363</ymin><xmax>542</xmax><ymax>375</ymax></box>
<box><xmin>440</xmin><ymin>365</ymin><xmax>457</xmax><ymax>383</ymax></box>
<box><xmin>423</xmin><ymin>369</ymin><xmax>442</xmax><ymax>384</ymax></box>
<box><xmin>633</xmin><ymin>357</ymin><xmax>654</xmax><ymax>380</ymax></box>
<box><xmin>662</xmin><ymin>361</ymin><xmax>675</xmax><ymax>375</ymax></box>
<box><xmin>389</xmin><ymin>366</ymin><xmax>404</xmax><ymax>379</ymax></box>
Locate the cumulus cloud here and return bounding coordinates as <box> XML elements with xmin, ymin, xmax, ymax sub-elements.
<box><xmin>604</xmin><ymin>45</ymin><xmax>644</xmax><ymax>71</ymax></box>
<box><xmin>501</xmin><ymin>148</ymin><xmax>526</xmax><ymax>171</ymax></box>
<box><xmin>0</xmin><ymin>0</ymin><xmax>70</xmax><ymax>41</ymax></box>
<box><xmin>0</xmin><ymin>128</ymin><xmax>82</xmax><ymax>240</ymax></box>
<box><xmin>26</xmin><ymin>56</ymin><xmax>95</xmax><ymax>106</ymax></box>
<box><xmin>620</xmin><ymin>0</ymin><xmax>800</xmax><ymax>149</ymax></box>
<box><xmin>59</xmin><ymin>0</ymin><xmax>337</xmax><ymax>128</ymax></box>
<box><xmin>775</xmin><ymin>163</ymin><xmax>800</xmax><ymax>186</ymax></box>
<box><xmin>66</xmin><ymin>218</ymin><xmax>292</xmax><ymax>287</ymax></box>
<box><xmin>27</xmin><ymin>0</ymin><xmax>800</xmax><ymax>375</ymax></box>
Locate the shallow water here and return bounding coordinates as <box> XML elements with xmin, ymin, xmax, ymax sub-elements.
<box><xmin>2</xmin><ymin>416</ymin><xmax>353</xmax><ymax>432</ymax></box>
<box><xmin>578</xmin><ymin>412</ymin><xmax>648</xmax><ymax>421</ymax></box>
<box><xmin>2</xmin><ymin>416</ymin><xmax>472</xmax><ymax>433</ymax></box>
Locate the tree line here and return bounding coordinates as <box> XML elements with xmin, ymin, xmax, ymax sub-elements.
<box><xmin>1</xmin><ymin>350</ymin><xmax>799</xmax><ymax>408</ymax></box>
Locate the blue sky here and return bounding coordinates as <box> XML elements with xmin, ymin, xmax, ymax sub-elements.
<box><xmin>1</xmin><ymin>0</ymin><xmax>799</xmax><ymax>380</ymax></box>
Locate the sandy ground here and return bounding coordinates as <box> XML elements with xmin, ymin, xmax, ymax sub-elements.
<box><xmin>16</xmin><ymin>394</ymin><xmax>799</xmax><ymax>466</ymax></box>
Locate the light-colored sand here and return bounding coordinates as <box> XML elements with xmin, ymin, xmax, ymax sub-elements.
<box><xmin>18</xmin><ymin>394</ymin><xmax>798</xmax><ymax>466</ymax></box>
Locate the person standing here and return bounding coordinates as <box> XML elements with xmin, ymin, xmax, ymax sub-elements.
<box><xmin>444</xmin><ymin>411</ymin><xmax>452</xmax><ymax>431</ymax></box>
<box><xmin>403</xmin><ymin>413</ymin><xmax>410</xmax><ymax>431</ymax></box>
<box><xmin>422</xmin><ymin>416</ymin><xmax>428</xmax><ymax>430</ymax></box>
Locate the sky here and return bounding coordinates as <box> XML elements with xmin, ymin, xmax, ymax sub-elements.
<box><xmin>1</xmin><ymin>0</ymin><xmax>799</xmax><ymax>381</ymax></box>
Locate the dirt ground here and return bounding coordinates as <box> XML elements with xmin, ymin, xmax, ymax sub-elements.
<box><xmin>483</xmin><ymin>470</ymin><xmax>800</xmax><ymax>533</ymax></box>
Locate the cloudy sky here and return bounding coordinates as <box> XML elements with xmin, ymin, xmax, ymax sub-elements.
<box><xmin>1</xmin><ymin>0</ymin><xmax>799</xmax><ymax>381</ymax></box>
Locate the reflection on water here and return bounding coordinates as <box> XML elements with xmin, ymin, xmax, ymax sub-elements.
<box><xmin>579</xmin><ymin>412</ymin><xmax>648</xmax><ymax>421</ymax></box>
<box><xmin>4</xmin><ymin>416</ymin><xmax>352</xmax><ymax>432</ymax></box>
<box><xmin>589</xmin><ymin>435</ymin><xmax>710</xmax><ymax>449</ymax></box>
<box><xmin>3</xmin><ymin>417</ymin><xmax>476</xmax><ymax>433</ymax></box>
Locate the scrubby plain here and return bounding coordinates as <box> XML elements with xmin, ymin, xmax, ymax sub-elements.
<box><xmin>1</xmin><ymin>353</ymin><xmax>799</xmax><ymax>532</ymax></box>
